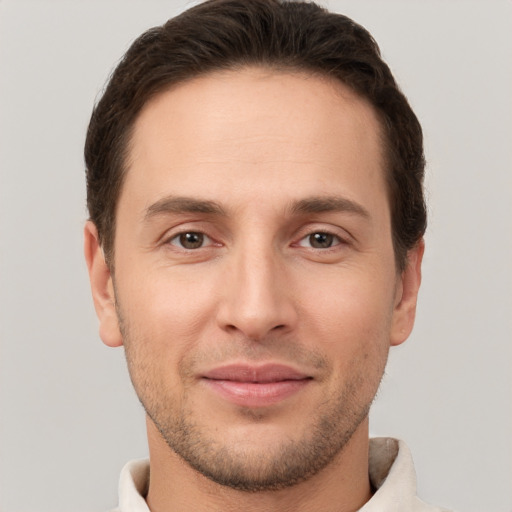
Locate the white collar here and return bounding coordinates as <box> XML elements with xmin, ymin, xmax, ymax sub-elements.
<box><xmin>113</xmin><ymin>438</ymin><xmax>449</xmax><ymax>512</ymax></box>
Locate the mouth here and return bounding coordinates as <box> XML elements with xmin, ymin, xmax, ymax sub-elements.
<box><xmin>201</xmin><ymin>363</ymin><xmax>313</xmax><ymax>407</ymax></box>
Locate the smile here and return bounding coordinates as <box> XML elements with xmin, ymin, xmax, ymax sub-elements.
<box><xmin>201</xmin><ymin>364</ymin><xmax>313</xmax><ymax>407</ymax></box>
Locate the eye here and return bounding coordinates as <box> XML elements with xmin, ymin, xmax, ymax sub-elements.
<box><xmin>297</xmin><ymin>232</ymin><xmax>341</xmax><ymax>249</ymax></box>
<box><xmin>168</xmin><ymin>232</ymin><xmax>212</xmax><ymax>250</ymax></box>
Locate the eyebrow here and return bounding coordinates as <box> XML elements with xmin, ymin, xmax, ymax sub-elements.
<box><xmin>290</xmin><ymin>196</ymin><xmax>370</xmax><ymax>219</ymax></box>
<box><xmin>144</xmin><ymin>196</ymin><xmax>227</xmax><ymax>221</ymax></box>
<box><xmin>143</xmin><ymin>194</ymin><xmax>370</xmax><ymax>222</ymax></box>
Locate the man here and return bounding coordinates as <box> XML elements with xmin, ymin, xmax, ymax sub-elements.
<box><xmin>83</xmin><ymin>1</ymin><xmax>449</xmax><ymax>510</ymax></box>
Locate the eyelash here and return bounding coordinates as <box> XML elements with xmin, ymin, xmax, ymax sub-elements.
<box><xmin>167</xmin><ymin>231</ymin><xmax>216</xmax><ymax>250</ymax></box>
<box><xmin>295</xmin><ymin>231</ymin><xmax>345</xmax><ymax>250</ymax></box>
<box><xmin>165</xmin><ymin>229</ymin><xmax>347</xmax><ymax>252</ymax></box>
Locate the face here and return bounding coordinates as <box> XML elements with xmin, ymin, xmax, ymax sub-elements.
<box><xmin>85</xmin><ymin>68</ymin><xmax>422</xmax><ymax>491</ymax></box>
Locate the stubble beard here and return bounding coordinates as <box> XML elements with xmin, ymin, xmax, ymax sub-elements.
<box><xmin>118</xmin><ymin>310</ymin><xmax>386</xmax><ymax>492</ymax></box>
<box><xmin>147</xmin><ymin>387</ymin><xmax>373</xmax><ymax>492</ymax></box>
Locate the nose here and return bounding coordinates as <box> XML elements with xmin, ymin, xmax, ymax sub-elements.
<box><xmin>216</xmin><ymin>244</ymin><xmax>298</xmax><ymax>341</ymax></box>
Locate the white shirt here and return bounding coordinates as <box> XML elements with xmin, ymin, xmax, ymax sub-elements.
<box><xmin>110</xmin><ymin>438</ymin><xmax>451</xmax><ymax>512</ymax></box>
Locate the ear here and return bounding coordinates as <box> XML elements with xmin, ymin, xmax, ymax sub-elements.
<box><xmin>84</xmin><ymin>221</ymin><xmax>123</xmax><ymax>347</ymax></box>
<box><xmin>390</xmin><ymin>239</ymin><xmax>425</xmax><ymax>347</ymax></box>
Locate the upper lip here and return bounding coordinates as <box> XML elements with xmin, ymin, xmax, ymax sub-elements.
<box><xmin>202</xmin><ymin>364</ymin><xmax>311</xmax><ymax>383</ymax></box>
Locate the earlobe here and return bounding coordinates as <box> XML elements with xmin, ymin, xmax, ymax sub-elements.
<box><xmin>390</xmin><ymin>239</ymin><xmax>425</xmax><ymax>347</ymax></box>
<box><xmin>84</xmin><ymin>221</ymin><xmax>123</xmax><ymax>348</ymax></box>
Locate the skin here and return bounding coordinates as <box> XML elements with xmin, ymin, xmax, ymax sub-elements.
<box><xmin>85</xmin><ymin>68</ymin><xmax>423</xmax><ymax>512</ymax></box>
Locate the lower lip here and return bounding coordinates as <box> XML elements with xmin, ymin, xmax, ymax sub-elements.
<box><xmin>203</xmin><ymin>379</ymin><xmax>310</xmax><ymax>407</ymax></box>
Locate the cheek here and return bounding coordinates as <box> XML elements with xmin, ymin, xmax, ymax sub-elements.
<box><xmin>117</xmin><ymin>268</ymin><xmax>219</xmax><ymax>405</ymax></box>
<box><xmin>301</xmin><ymin>279</ymin><xmax>392</xmax><ymax>404</ymax></box>
<box><xmin>117</xmin><ymin>264</ymin><xmax>222</xmax><ymax>354</ymax></box>
<box><xmin>298</xmin><ymin>268</ymin><xmax>395</xmax><ymax>362</ymax></box>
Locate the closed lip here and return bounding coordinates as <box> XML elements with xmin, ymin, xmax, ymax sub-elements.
<box><xmin>201</xmin><ymin>363</ymin><xmax>312</xmax><ymax>407</ymax></box>
<box><xmin>201</xmin><ymin>363</ymin><xmax>311</xmax><ymax>383</ymax></box>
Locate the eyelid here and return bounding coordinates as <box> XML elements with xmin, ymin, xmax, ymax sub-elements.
<box><xmin>167</xmin><ymin>231</ymin><xmax>214</xmax><ymax>249</ymax></box>
<box><xmin>296</xmin><ymin>232</ymin><xmax>344</xmax><ymax>249</ymax></box>
<box><xmin>292</xmin><ymin>224</ymin><xmax>352</xmax><ymax>247</ymax></box>
<box><xmin>159</xmin><ymin>222</ymin><xmax>223</xmax><ymax>250</ymax></box>
<box><xmin>158</xmin><ymin>221</ymin><xmax>352</xmax><ymax>251</ymax></box>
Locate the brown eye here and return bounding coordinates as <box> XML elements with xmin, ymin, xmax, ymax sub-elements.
<box><xmin>171</xmin><ymin>232</ymin><xmax>207</xmax><ymax>249</ymax></box>
<box><xmin>308</xmin><ymin>232</ymin><xmax>335</xmax><ymax>248</ymax></box>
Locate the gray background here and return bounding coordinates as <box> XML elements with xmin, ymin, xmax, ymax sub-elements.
<box><xmin>1</xmin><ymin>1</ymin><xmax>511</xmax><ymax>511</ymax></box>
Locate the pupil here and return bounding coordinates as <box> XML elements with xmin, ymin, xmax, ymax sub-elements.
<box><xmin>310</xmin><ymin>232</ymin><xmax>333</xmax><ymax>248</ymax></box>
<box><xmin>180</xmin><ymin>232</ymin><xmax>203</xmax><ymax>249</ymax></box>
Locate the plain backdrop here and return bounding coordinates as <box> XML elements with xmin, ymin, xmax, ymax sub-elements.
<box><xmin>1</xmin><ymin>1</ymin><xmax>511</xmax><ymax>511</ymax></box>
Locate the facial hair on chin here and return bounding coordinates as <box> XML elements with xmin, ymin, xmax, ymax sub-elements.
<box><xmin>117</xmin><ymin>299</ymin><xmax>385</xmax><ymax>492</ymax></box>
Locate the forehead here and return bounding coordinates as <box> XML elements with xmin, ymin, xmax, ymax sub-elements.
<box><xmin>122</xmin><ymin>67</ymin><xmax>387</xmax><ymax>216</ymax></box>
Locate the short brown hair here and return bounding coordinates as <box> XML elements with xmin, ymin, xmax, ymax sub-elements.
<box><xmin>85</xmin><ymin>0</ymin><xmax>426</xmax><ymax>271</ymax></box>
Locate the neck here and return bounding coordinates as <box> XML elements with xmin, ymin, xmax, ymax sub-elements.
<box><xmin>145</xmin><ymin>417</ymin><xmax>372</xmax><ymax>512</ymax></box>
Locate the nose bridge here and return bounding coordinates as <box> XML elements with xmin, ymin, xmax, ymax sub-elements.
<box><xmin>218</xmin><ymin>232</ymin><xmax>296</xmax><ymax>339</ymax></box>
